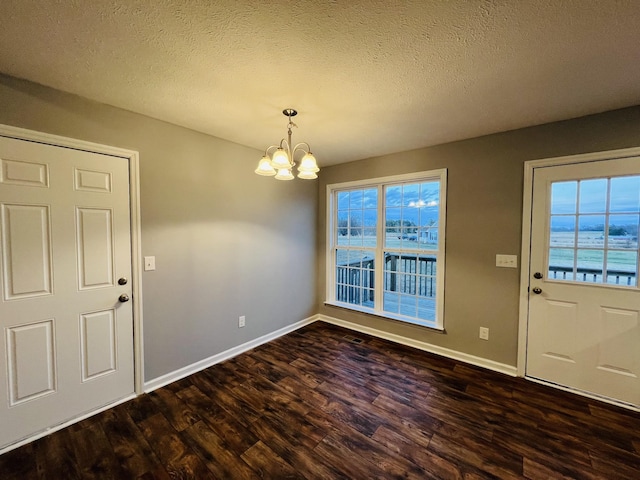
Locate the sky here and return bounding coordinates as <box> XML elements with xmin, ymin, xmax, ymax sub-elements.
<box><xmin>550</xmin><ymin>176</ymin><xmax>640</xmax><ymax>233</ymax></box>
<box><xmin>337</xmin><ymin>181</ymin><xmax>440</xmax><ymax>228</ymax></box>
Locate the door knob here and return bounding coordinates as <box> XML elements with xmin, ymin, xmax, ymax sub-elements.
<box><xmin>118</xmin><ymin>277</ymin><xmax>128</xmax><ymax>285</ymax></box>
<box><xmin>532</xmin><ymin>287</ymin><xmax>542</xmax><ymax>295</ymax></box>
<box><xmin>533</xmin><ymin>272</ymin><xmax>543</xmax><ymax>279</ymax></box>
<box><xmin>119</xmin><ymin>294</ymin><xmax>130</xmax><ymax>303</ymax></box>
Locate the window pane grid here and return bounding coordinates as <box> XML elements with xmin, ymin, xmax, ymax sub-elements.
<box><xmin>330</xmin><ymin>173</ymin><xmax>445</xmax><ymax>328</ymax></box>
<box><xmin>383</xmin><ymin>252</ymin><xmax>437</xmax><ymax>321</ymax></box>
<box><xmin>335</xmin><ymin>247</ymin><xmax>375</xmax><ymax>307</ymax></box>
<box><xmin>548</xmin><ymin>176</ymin><xmax>639</xmax><ymax>287</ymax></box>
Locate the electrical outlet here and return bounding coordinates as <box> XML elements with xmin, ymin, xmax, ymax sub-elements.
<box><xmin>238</xmin><ymin>315</ymin><xmax>246</xmax><ymax>328</ymax></box>
<box><xmin>496</xmin><ymin>254</ymin><xmax>518</xmax><ymax>268</ymax></box>
<box><xmin>479</xmin><ymin>327</ymin><xmax>489</xmax><ymax>340</ymax></box>
<box><xmin>144</xmin><ymin>256</ymin><xmax>156</xmax><ymax>271</ymax></box>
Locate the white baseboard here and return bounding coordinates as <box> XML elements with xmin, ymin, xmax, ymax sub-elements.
<box><xmin>526</xmin><ymin>376</ymin><xmax>640</xmax><ymax>412</ymax></box>
<box><xmin>316</xmin><ymin>314</ymin><xmax>518</xmax><ymax>377</ymax></box>
<box><xmin>144</xmin><ymin>315</ymin><xmax>317</xmax><ymax>393</ymax></box>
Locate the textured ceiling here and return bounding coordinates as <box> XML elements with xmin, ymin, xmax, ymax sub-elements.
<box><xmin>0</xmin><ymin>1</ymin><xmax>639</xmax><ymax>166</ymax></box>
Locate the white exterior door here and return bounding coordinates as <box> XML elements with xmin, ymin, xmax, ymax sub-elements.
<box><xmin>527</xmin><ymin>157</ymin><xmax>640</xmax><ymax>408</ymax></box>
<box><xmin>0</xmin><ymin>136</ymin><xmax>134</xmax><ymax>448</ymax></box>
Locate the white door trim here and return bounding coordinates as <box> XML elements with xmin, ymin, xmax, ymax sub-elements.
<box><xmin>518</xmin><ymin>146</ymin><xmax>640</xmax><ymax>378</ymax></box>
<box><xmin>0</xmin><ymin>123</ymin><xmax>144</xmax><ymax>395</ymax></box>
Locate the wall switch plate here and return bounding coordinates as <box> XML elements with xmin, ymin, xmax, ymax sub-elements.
<box><xmin>496</xmin><ymin>254</ymin><xmax>518</xmax><ymax>268</ymax></box>
<box><xmin>144</xmin><ymin>256</ymin><xmax>156</xmax><ymax>271</ymax></box>
<box><xmin>238</xmin><ymin>315</ymin><xmax>246</xmax><ymax>328</ymax></box>
<box><xmin>479</xmin><ymin>327</ymin><xmax>489</xmax><ymax>340</ymax></box>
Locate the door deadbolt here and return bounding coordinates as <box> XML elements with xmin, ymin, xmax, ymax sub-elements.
<box><xmin>533</xmin><ymin>272</ymin><xmax>543</xmax><ymax>279</ymax></box>
<box><xmin>118</xmin><ymin>277</ymin><xmax>128</xmax><ymax>285</ymax></box>
<box><xmin>118</xmin><ymin>294</ymin><xmax>130</xmax><ymax>303</ymax></box>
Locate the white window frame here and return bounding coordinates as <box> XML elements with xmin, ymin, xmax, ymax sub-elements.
<box><xmin>326</xmin><ymin>169</ymin><xmax>447</xmax><ymax>330</ymax></box>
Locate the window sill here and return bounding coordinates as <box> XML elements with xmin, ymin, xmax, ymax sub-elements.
<box><xmin>323</xmin><ymin>301</ymin><xmax>445</xmax><ymax>332</ymax></box>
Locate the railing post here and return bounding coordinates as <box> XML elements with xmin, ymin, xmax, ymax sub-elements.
<box><xmin>390</xmin><ymin>254</ymin><xmax>397</xmax><ymax>292</ymax></box>
<box><xmin>368</xmin><ymin>259</ymin><xmax>375</xmax><ymax>301</ymax></box>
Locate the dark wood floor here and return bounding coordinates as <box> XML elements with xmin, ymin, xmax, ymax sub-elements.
<box><xmin>1</xmin><ymin>321</ymin><xmax>639</xmax><ymax>479</ymax></box>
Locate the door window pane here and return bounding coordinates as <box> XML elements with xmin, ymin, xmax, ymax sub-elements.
<box><xmin>551</xmin><ymin>181</ymin><xmax>577</xmax><ymax>214</ymax></box>
<box><xmin>608</xmin><ymin>214</ymin><xmax>638</xmax><ymax>250</ymax></box>
<box><xmin>610</xmin><ymin>176</ymin><xmax>640</xmax><ymax>213</ymax></box>
<box><xmin>548</xmin><ymin>248</ymin><xmax>574</xmax><ymax>280</ymax></box>
<box><xmin>548</xmin><ymin>176</ymin><xmax>639</xmax><ymax>287</ymax></box>
<box><xmin>577</xmin><ymin>215</ymin><xmax>605</xmax><ymax>248</ymax></box>
<box><xmin>579</xmin><ymin>179</ymin><xmax>607</xmax><ymax>214</ymax></box>
<box><xmin>606</xmin><ymin>251</ymin><xmax>637</xmax><ymax>287</ymax></box>
<box><xmin>576</xmin><ymin>249</ymin><xmax>604</xmax><ymax>282</ymax></box>
<box><xmin>550</xmin><ymin>216</ymin><xmax>575</xmax><ymax>247</ymax></box>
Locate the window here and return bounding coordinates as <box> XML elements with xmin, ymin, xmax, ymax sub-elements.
<box><xmin>548</xmin><ymin>175</ymin><xmax>639</xmax><ymax>286</ymax></box>
<box><xmin>327</xmin><ymin>170</ymin><xmax>447</xmax><ymax>329</ymax></box>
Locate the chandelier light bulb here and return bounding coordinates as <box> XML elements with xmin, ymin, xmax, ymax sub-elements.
<box><xmin>270</xmin><ymin>148</ymin><xmax>290</xmax><ymax>169</ymax></box>
<box><xmin>297</xmin><ymin>170</ymin><xmax>318</xmax><ymax>179</ymax></box>
<box><xmin>275</xmin><ymin>168</ymin><xmax>294</xmax><ymax>180</ymax></box>
<box><xmin>298</xmin><ymin>152</ymin><xmax>319</xmax><ymax>172</ymax></box>
<box><xmin>254</xmin><ymin>156</ymin><xmax>276</xmax><ymax>176</ymax></box>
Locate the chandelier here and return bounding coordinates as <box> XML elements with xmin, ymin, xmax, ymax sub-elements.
<box><xmin>254</xmin><ymin>108</ymin><xmax>319</xmax><ymax>180</ymax></box>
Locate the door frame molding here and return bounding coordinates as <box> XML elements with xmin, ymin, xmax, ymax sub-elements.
<box><xmin>517</xmin><ymin>146</ymin><xmax>640</xmax><ymax>378</ymax></box>
<box><xmin>0</xmin><ymin>123</ymin><xmax>145</xmax><ymax>395</ymax></box>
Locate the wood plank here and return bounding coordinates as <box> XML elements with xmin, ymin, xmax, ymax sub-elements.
<box><xmin>372</xmin><ymin>425</ymin><xmax>461</xmax><ymax>480</ymax></box>
<box><xmin>428</xmin><ymin>433</ymin><xmax>523</xmax><ymax>479</ymax></box>
<box><xmin>0</xmin><ymin>443</ymin><xmax>36</xmax><ymax>480</ymax></box>
<box><xmin>182</xmin><ymin>421</ymin><xmax>259</xmax><ymax>480</ymax></box>
<box><xmin>137</xmin><ymin>413</ymin><xmax>211</xmax><ymax>479</ymax></box>
<box><xmin>176</xmin><ymin>384</ymin><xmax>259</xmax><ymax>455</ymax></box>
<box><xmin>149</xmin><ymin>387</ymin><xmax>201</xmax><ymax>432</ymax></box>
<box><xmin>70</xmin><ymin>422</ymin><xmax>125</xmax><ymax>479</ymax></box>
<box><xmin>99</xmin><ymin>405</ymin><xmax>160</xmax><ymax>478</ymax></box>
<box><xmin>32</xmin><ymin>428</ymin><xmax>82</xmax><ymax>480</ymax></box>
<box><xmin>240</xmin><ymin>440</ymin><xmax>301</xmax><ymax>479</ymax></box>
<box><xmin>320</xmin><ymin>428</ymin><xmax>426</xmax><ymax>479</ymax></box>
<box><xmin>248</xmin><ymin>417</ymin><xmax>342</xmax><ymax>479</ymax></box>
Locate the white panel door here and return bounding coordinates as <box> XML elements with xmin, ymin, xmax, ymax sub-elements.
<box><xmin>0</xmin><ymin>136</ymin><xmax>134</xmax><ymax>448</ymax></box>
<box><xmin>527</xmin><ymin>157</ymin><xmax>640</xmax><ymax>407</ymax></box>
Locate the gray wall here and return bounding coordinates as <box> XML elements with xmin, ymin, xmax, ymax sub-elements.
<box><xmin>0</xmin><ymin>74</ymin><xmax>317</xmax><ymax>381</ymax></box>
<box><xmin>317</xmin><ymin>106</ymin><xmax>640</xmax><ymax>367</ymax></box>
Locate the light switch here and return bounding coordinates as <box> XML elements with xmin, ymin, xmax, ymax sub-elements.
<box><xmin>144</xmin><ymin>256</ymin><xmax>156</xmax><ymax>271</ymax></box>
<box><xmin>496</xmin><ymin>254</ymin><xmax>518</xmax><ymax>268</ymax></box>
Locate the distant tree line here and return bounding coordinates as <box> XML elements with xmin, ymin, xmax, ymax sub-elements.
<box><xmin>338</xmin><ymin>217</ymin><xmax>421</xmax><ymax>236</ymax></box>
<box><xmin>552</xmin><ymin>224</ymin><xmax>638</xmax><ymax>236</ymax></box>
<box><xmin>582</xmin><ymin>224</ymin><xmax>638</xmax><ymax>236</ymax></box>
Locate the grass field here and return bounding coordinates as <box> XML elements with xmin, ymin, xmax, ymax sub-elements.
<box><xmin>549</xmin><ymin>231</ymin><xmax>637</xmax><ymax>271</ymax></box>
<box><xmin>335</xmin><ymin>234</ymin><xmax>437</xmax><ymax>265</ymax></box>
